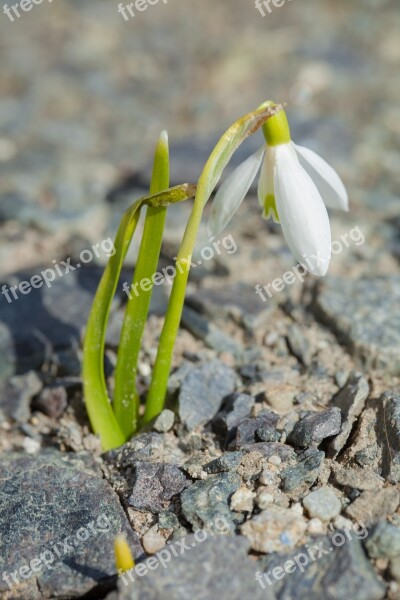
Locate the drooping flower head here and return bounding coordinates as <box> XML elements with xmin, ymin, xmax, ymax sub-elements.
<box><xmin>208</xmin><ymin>101</ymin><xmax>348</xmax><ymax>276</ymax></box>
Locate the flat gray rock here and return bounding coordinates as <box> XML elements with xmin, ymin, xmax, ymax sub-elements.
<box><xmin>0</xmin><ymin>451</ymin><xmax>141</xmax><ymax>599</ymax></box>
<box><xmin>314</xmin><ymin>276</ymin><xmax>400</xmax><ymax>374</ymax></box>
<box><xmin>377</xmin><ymin>391</ymin><xmax>400</xmax><ymax>483</ymax></box>
<box><xmin>118</xmin><ymin>534</ymin><xmax>275</xmax><ymax>600</ymax></box>
<box><xmin>178</xmin><ymin>360</ymin><xmax>237</xmax><ymax>429</ymax></box>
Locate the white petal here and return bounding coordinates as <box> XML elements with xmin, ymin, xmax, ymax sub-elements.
<box><xmin>295</xmin><ymin>143</ymin><xmax>349</xmax><ymax>211</ymax></box>
<box><xmin>274</xmin><ymin>143</ymin><xmax>331</xmax><ymax>276</ymax></box>
<box><xmin>207</xmin><ymin>147</ymin><xmax>265</xmax><ymax>238</ymax></box>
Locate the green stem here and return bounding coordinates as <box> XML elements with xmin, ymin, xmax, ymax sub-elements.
<box><xmin>144</xmin><ymin>102</ymin><xmax>281</xmax><ymax>424</ymax></box>
<box><xmin>113</xmin><ymin>132</ymin><xmax>170</xmax><ymax>437</ymax></box>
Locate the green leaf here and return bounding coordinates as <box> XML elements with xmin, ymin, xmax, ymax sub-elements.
<box><xmin>83</xmin><ymin>183</ymin><xmax>196</xmax><ymax>451</ymax></box>
<box><xmin>144</xmin><ymin>103</ymin><xmax>281</xmax><ymax>424</ymax></box>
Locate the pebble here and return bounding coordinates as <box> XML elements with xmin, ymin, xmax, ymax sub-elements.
<box><xmin>307</xmin><ymin>517</ymin><xmax>325</xmax><ymax>535</ymax></box>
<box><xmin>365</xmin><ymin>521</ymin><xmax>400</xmax><ymax>559</ymax></box>
<box><xmin>256</xmin><ymin>490</ymin><xmax>274</xmax><ymax>509</ymax></box>
<box><xmin>288</xmin><ymin>407</ymin><xmax>342</xmax><ymax>448</ymax></box>
<box><xmin>303</xmin><ymin>486</ymin><xmax>342</xmax><ymax>521</ymax></box>
<box><xmin>259</xmin><ymin>468</ymin><xmax>278</xmax><ymax>486</ymax></box>
<box><xmin>345</xmin><ymin>488</ymin><xmax>400</xmax><ymax>526</ymax></box>
<box><xmin>230</xmin><ymin>487</ymin><xmax>256</xmax><ymax>512</ymax></box>
<box><xmin>268</xmin><ymin>455</ymin><xmax>282</xmax><ymax>466</ymax></box>
<box><xmin>241</xmin><ymin>506</ymin><xmax>307</xmax><ymax>553</ymax></box>
<box><xmin>142</xmin><ymin>527</ymin><xmax>167</xmax><ymax>554</ymax></box>
<box><xmin>22</xmin><ymin>437</ymin><xmax>41</xmax><ymax>454</ymax></box>
<box><xmin>153</xmin><ymin>409</ymin><xmax>175</xmax><ymax>433</ymax></box>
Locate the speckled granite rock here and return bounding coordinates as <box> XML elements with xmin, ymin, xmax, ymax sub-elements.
<box><xmin>0</xmin><ymin>451</ymin><xmax>141</xmax><ymax>599</ymax></box>
<box><xmin>314</xmin><ymin>276</ymin><xmax>400</xmax><ymax>374</ymax></box>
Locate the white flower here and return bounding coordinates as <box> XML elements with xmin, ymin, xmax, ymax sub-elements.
<box><xmin>208</xmin><ymin>108</ymin><xmax>348</xmax><ymax>277</ymax></box>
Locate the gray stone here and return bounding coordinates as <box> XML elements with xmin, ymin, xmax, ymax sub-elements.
<box><xmin>203</xmin><ymin>451</ymin><xmax>244</xmax><ymax>474</ymax></box>
<box><xmin>314</xmin><ymin>275</ymin><xmax>400</xmax><ymax>374</ymax></box>
<box><xmin>259</xmin><ymin>535</ymin><xmax>385</xmax><ymax>600</ymax></box>
<box><xmin>0</xmin><ymin>370</ymin><xmax>42</xmax><ymax>422</ymax></box>
<box><xmin>286</xmin><ymin>324</ymin><xmax>312</xmax><ymax>366</ymax></box>
<box><xmin>178</xmin><ymin>360</ymin><xmax>237</xmax><ymax>429</ymax></box>
<box><xmin>328</xmin><ymin>374</ymin><xmax>370</xmax><ymax>458</ymax></box>
<box><xmin>377</xmin><ymin>392</ymin><xmax>400</xmax><ymax>483</ymax></box>
<box><xmin>288</xmin><ymin>407</ymin><xmax>342</xmax><ymax>447</ymax></box>
<box><xmin>128</xmin><ymin>462</ymin><xmax>190</xmax><ymax>513</ymax></box>
<box><xmin>332</xmin><ymin>465</ymin><xmax>384</xmax><ymax>491</ymax></box>
<box><xmin>365</xmin><ymin>521</ymin><xmax>400</xmax><ymax>559</ymax></box>
<box><xmin>153</xmin><ymin>409</ymin><xmax>175</xmax><ymax>433</ymax></box>
<box><xmin>181</xmin><ymin>472</ymin><xmax>241</xmax><ymax>531</ymax></box>
<box><xmin>281</xmin><ymin>448</ymin><xmax>325</xmax><ymax>495</ymax></box>
<box><xmin>213</xmin><ymin>392</ymin><xmax>255</xmax><ymax>446</ymax></box>
<box><xmin>32</xmin><ymin>384</ymin><xmax>68</xmax><ymax>418</ymax></box>
<box><xmin>303</xmin><ymin>487</ymin><xmax>342</xmax><ymax>521</ymax></box>
<box><xmin>0</xmin><ymin>451</ymin><xmax>141</xmax><ymax>599</ymax></box>
<box><xmin>235</xmin><ymin>411</ymin><xmax>279</xmax><ymax>449</ymax></box>
<box><xmin>181</xmin><ymin>306</ymin><xmax>243</xmax><ymax>358</ymax></box>
<box><xmin>118</xmin><ymin>533</ymin><xmax>275</xmax><ymax>600</ymax></box>
<box><xmin>345</xmin><ymin>488</ymin><xmax>400</xmax><ymax>526</ymax></box>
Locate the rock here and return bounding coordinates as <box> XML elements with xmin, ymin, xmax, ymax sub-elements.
<box><xmin>213</xmin><ymin>393</ymin><xmax>255</xmax><ymax>446</ymax></box>
<box><xmin>303</xmin><ymin>487</ymin><xmax>342</xmax><ymax>521</ymax></box>
<box><xmin>235</xmin><ymin>412</ymin><xmax>279</xmax><ymax>449</ymax></box>
<box><xmin>118</xmin><ymin>533</ymin><xmax>275</xmax><ymax>600</ymax></box>
<box><xmin>377</xmin><ymin>392</ymin><xmax>400</xmax><ymax>483</ymax></box>
<box><xmin>181</xmin><ymin>306</ymin><xmax>243</xmax><ymax>358</ymax></box>
<box><xmin>203</xmin><ymin>451</ymin><xmax>243</xmax><ymax>474</ymax></box>
<box><xmin>0</xmin><ymin>451</ymin><xmax>141</xmax><ymax>599</ymax></box>
<box><xmin>241</xmin><ymin>506</ymin><xmax>307</xmax><ymax>553</ymax></box>
<box><xmin>328</xmin><ymin>374</ymin><xmax>370</xmax><ymax>458</ymax></box>
<box><xmin>307</xmin><ymin>518</ymin><xmax>325</xmax><ymax>535</ymax></box>
<box><xmin>153</xmin><ymin>409</ymin><xmax>175</xmax><ymax>433</ymax></box>
<box><xmin>264</xmin><ymin>383</ymin><xmax>297</xmax><ymax>412</ymax></box>
<box><xmin>104</xmin><ymin>433</ymin><xmax>185</xmax><ymax>469</ymax></box>
<box><xmin>178</xmin><ymin>360</ymin><xmax>237</xmax><ymax>429</ymax></box>
<box><xmin>314</xmin><ymin>275</ymin><xmax>400</xmax><ymax>374</ymax></box>
<box><xmin>243</xmin><ymin>442</ymin><xmax>296</xmax><ymax>463</ymax></box>
<box><xmin>230</xmin><ymin>487</ymin><xmax>256</xmax><ymax>512</ymax></box>
<box><xmin>128</xmin><ymin>462</ymin><xmax>190</xmax><ymax>513</ymax></box>
<box><xmin>365</xmin><ymin>521</ymin><xmax>400</xmax><ymax>559</ymax></box>
<box><xmin>142</xmin><ymin>527</ymin><xmax>166</xmax><ymax>554</ymax></box>
<box><xmin>332</xmin><ymin>465</ymin><xmax>384</xmax><ymax>491</ymax></box>
<box><xmin>259</xmin><ymin>534</ymin><xmax>385</xmax><ymax>600</ymax></box>
<box><xmin>287</xmin><ymin>408</ymin><xmax>341</xmax><ymax>448</ymax></box>
<box><xmin>0</xmin><ymin>370</ymin><xmax>42</xmax><ymax>422</ymax></box>
<box><xmin>181</xmin><ymin>473</ymin><xmax>241</xmax><ymax>532</ymax></box>
<box><xmin>32</xmin><ymin>384</ymin><xmax>68</xmax><ymax>418</ymax></box>
<box><xmin>281</xmin><ymin>448</ymin><xmax>325</xmax><ymax>496</ymax></box>
<box><xmin>286</xmin><ymin>324</ymin><xmax>312</xmax><ymax>366</ymax></box>
<box><xmin>345</xmin><ymin>488</ymin><xmax>400</xmax><ymax>526</ymax></box>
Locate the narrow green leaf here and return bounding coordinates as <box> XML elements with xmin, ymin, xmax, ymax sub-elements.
<box><xmin>144</xmin><ymin>103</ymin><xmax>281</xmax><ymax>423</ymax></box>
<box><xmin>83</xmin><ymin>183</ymin><xmax>196</xmax><ymax>451</ymax></box>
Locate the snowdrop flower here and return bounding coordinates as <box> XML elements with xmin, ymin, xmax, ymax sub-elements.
<box><xmin>208</xmin><ymin>102</ymin><xmax>348</xmax><ymax>276</ymax></box>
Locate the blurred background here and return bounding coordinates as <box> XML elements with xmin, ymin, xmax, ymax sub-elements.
<box><xmin>0</xmin><ymin>0</ymin><xmax>399</xmax><ymax>382</ymax></box>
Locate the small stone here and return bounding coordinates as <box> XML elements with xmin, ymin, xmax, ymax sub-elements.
<box><xmin>286</xmin><ymin>323</ymin><xmax>312</xmax><ymax>366</ymax></box>
<box><xmin>328</xmin><ymin>374</ymin><xmax>370</xmax><ymax>458</ymax></box>
<box><xmin>390</xmin><ymin>556</ymin><xmax>400</xmax><ymax>582</ymax></box>
<box><xmin>241</xmin><ymin>506</ymin><xmax>307</xmax><ymax>553</ymax></box>
<box><xmin>153</xmin><ymin>409</ymin><xmax>175</xmax><ymax>433</ymax></box>
<box><xmin>235</xmin><ymin>412</ymin><xmax>279</xmax><ymax>449</ymax></box>
<box><xmin>288</xmin><ymin>407</ymin><xmax>342</xmax><ymax>448</ymax></box>
<box><xmin>32</xmin><ymin>385</ymin><xmax>68</xmax><ymax>418</ymax></box>
<box><xmin>22</xmin><ymin>437</ymin><xmax>41</xmax><ymax>454</ymax></box>
<box><xmin>281</xmin><ymin>448</ymin><xmax>325</xmax><ymax>495</ymax></box>
<box><xmin>303</xmin><ymin>487</ymin><xmax>341</xmax><ymax>521</ymax></box>
<box><xmin>230</xmin><ymin>487</ymin><xmax>256</xmax><ymax>512</ymax></box>
<box><xmin>259</xmin><ymin>468</ymin><xmax>278</xmax><ymax>486</ymax></box>
<box><xmin>256</xmin><ymin>490</ymin><xmax>274</xmax><ymax>509</ymax></box>
<box><xmin>333</xmin><ymin>465</ymin><xmax>384</xmax><ymax>491</ymax></box>
<box><xmin>345</xmin><ymin>488</ymin><xmax>400</xmax><ymax>526</ymax></box>
<box><xmin>213</xmin><ymin>393</ymin><xmax>254</xmax><ymax>446</ymax></box>
<box><xmin>142</xmin><ymin>526</ymin><xmax>166</xmax><ymax>554</ymax></box>
<box><xmin>291</xmin><ymin>502</ymin><xmax>304</xmax><ymax>515</ymax></box>
<box><xmin>203</xmin><ymin>451</ymin><xmax>243</xmax><ymax>474</ymax></box>
<box><xmin>128</xmin><ymin>462</ymin><xmax>190</xmax><ymax>513</ymax></box>
<box><xmin>178</xmin><ymin>360</ymin><xmax>237</xmax><ymax>429</ymax></box>
<box><xmin>334</xmin><ymin>515</ymin><xmax>354</xmax><ymax>530</ymax></box>
<box><xmin>365</xmin><ymin>521</ymin><xmax>400</xmax><ymax>559</ymax></box>
<box><xmin>264</xmin><ymin>383</ymin><xmax>297</xmax><ymax>412</ymax></box>
<box><xmin>308</xmin><ymin>517</ymin><xmax>325</xmax><ymax>535</ymax></box>
<box><xmin>268</xmin><ymin>455</ymin><xmax>282</xmax><ymax>465</ymax></box>
<box><xmin>377</xmin><ymin>392</ymin><xmax>400</xmax><ymax>483</ymax></box>
<box><xmin>0</xmin><ymin>371</ymin><xmax>42</xmax><ymax>423</ymax></box>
